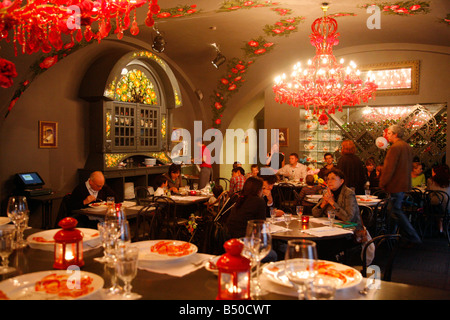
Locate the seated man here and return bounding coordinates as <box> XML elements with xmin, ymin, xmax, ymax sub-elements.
<box><xmin>70</xmin><ymin>171</ymin><xmax>117</xmax><ymax>210</ymax></box>
<box><xmin>229</xmin><ymin>167</ymin><xmax>245</xmax><ymax>194</ymax></box>
<box><xmin>277</xmin><ymin>153</ymin><xmax>307</xmax><ymax>182</ymax></box>
<box><xmin>261</xmin><ymin>174</ymin><xmax>284</xmax><ymax>217</ymax></box>
<box><xmin>318</xmin><ymin>153</ymin><xmax>335</xmax><ymax>180</ymax></box>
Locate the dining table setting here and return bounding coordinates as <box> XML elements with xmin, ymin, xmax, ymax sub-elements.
<box><xmin>1</xmin><ymin>195</ymin><xmax>449</xmax><ymax>302</ymax></box>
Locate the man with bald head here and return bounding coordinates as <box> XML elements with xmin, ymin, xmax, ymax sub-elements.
<box><xmin>70</xmin><ymin>171</ymin><xmax>117</xmax><ymax>210</ymax></box>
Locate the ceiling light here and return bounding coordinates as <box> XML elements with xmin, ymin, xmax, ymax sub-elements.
<box><xmin>211</xmin><ymin>43</ymin><xmax>226</xmax><ymax>69</ymax></box>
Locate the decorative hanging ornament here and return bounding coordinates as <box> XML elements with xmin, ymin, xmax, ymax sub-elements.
<box><xmin>375</xmin><ymin>136</ymin><xmax>388</xmax><ymax>149</ymax></box>
<box><xmin>273</xmin><ymin>3</ymin><xmax>378</xmax><ymax>124</ymax></box>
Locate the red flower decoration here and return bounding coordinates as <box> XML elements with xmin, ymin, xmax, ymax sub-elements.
<box><xmin>248</xmin><ymin>40</ymin><xmax>259</xmax><ymax>47</ymax></box>
<box><xmin>39</xmin><ymin>56</ymin><xmax>58</xmax><ymax>69</ymax></box>
<box><xmin>318</xmin><ymin>111</ymin><xmax>329</xmax><ymax>125</ymax></box>
<box><xmin>220</xmin><ymin>78</ymin><xmax>229</xmax><ymax>85</ymax></box>
<box><xmin>254</xmin><ymin>48</ymin><xmax>266</xmax><ymax>54</ymax></box>
<box><xmin>409</xmin><ymin>5</ymin><xmax>421</xmax><ymax>11</ymax></box>
<box><xmin>215</xmin><ymin>118</ymin><xmax>221</xmax><ymax>125</ymax></box>
<box><xmin>214</xmin><ymin>102</ymin><xmax>223</xmax><ymax>110</ymax></box>
<box><xmin>0</xmin><ymin>58</ymin><xmax>18</xmax><ymax>88</ymax></box>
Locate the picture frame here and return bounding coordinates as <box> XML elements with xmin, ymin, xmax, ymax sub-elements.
<box><xmin>360</xmin><ymin>60</ymin><xmax>420</xmax><ymax>96</ymax></box>
<box><xmin>39</xmin><ymin>121</ymin><xmax>58</xmax><ymax>148</ymax></box>
<box><xmin>277</xmin><ymin>128</ymin><xmax>289</xmax><ymax>147</ymax></box>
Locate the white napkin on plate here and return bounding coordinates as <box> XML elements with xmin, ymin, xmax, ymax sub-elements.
<box><xmin>138</xmin><ymin>253</ymin><xmax>215</xmax><ymax>277</ymax></box>
<box><xmin>301</xmin><ymin>226</ymin><xmax>354</xmax><ymax>237</ymax></box>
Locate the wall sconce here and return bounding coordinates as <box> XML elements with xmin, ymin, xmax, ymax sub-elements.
<box><xmin>211</xmin><ymin>43</ymin><xmax>226</xmax><ymax>69</ymax></box>
<box><xmin>152</xmin><ymin>27</ymin><xmax>166</xmax><ymax>53</ymax></box>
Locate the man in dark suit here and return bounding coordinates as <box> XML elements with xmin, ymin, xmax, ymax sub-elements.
<box><xmin>70</xmin><ymin>171</ymin><xmax>116</xmax><ymax>210</ymax></box>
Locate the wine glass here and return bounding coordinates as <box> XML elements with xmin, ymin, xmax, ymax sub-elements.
<box><xmin>193</xmin><ymin>183</ymin><xmax>198</xmax><ymax>191</ymax></box>
<box><xmin>283</xmin><ymin>213</ymin><xmax>292</xmax><ymax>228</ymax></box>
<box><xmin>284</xmin><ymin>239</ymin><xmax>318</xmax><ymax>299</ymax></box>
<box><xmin>239</xmin><ymin>236</ymin><xmax>261</xmax><ymax>290</ymax></box>
<box><xmin>102</xmin><ymin>221</ymin><xmax>123</xmax><ymax>296</ymax></box>
<box><xmin>7</xmin><ymin>196</ymin><xmax>29</xmax><ymax>249</ymax></box>
<box><xmin>296</xmin><ymin>206</ymin><xmax>303</xmax><ymax>219</ymax></box>
<box><xmin>94</xmin><ymin>221</ymin><xmax>111</xmax><ymax>263</ymax></box>
<box><xmin>116</xmin><ymin>221</ymin><xmax>131</xmax><ymax>250</ymax></box>
<box><xmin>0</xmin><ymin>228</ymin><xmax>16</xmax><ymax>274</ymax></box>
<box><xmin>269</xmin><ymin>207</ymin><xmax>277</xmax><ymax>223</ymax></box>
<box><xmin>245</xmin><ymin>220</ymin><xmax>272</xmax><ymax>298</ymax></box>
<box><xmin>327</xmin><ymin>209</ymin><xmax>335</xmax><ymax>227</ymax></box>
<box><xmin>115</xmin><ymin>245</ymin><xmax>142</xmax><ymax>300</ymax></box>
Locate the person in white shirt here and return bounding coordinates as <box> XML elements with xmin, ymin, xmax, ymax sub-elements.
<box><xmin>154</xmin><ymin>175</ymin><xmax>168</xmax><ymax>197</ymax></box>
<box><xmin>277</xmin><ymin>153</ymin><xmax>307</xmax><ymax>182</ymax></box>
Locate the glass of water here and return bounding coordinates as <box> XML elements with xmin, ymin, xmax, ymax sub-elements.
<box><xmin>327</xmin><ymin>210</ymin><xmax>335</xmax><ymax>227</ymax></box>
<box><xmin>115</xmin><ymin>245</ymin><xmax>142</xmax><ymax>300</ymax></box>
<box><xmin>306</xmin><ymin>275</ymin><xmax>338</xmax><ymax>300</ymax></box>
<box><xmin>0</xmin><ymin>228</ymin><xmax>16</xmax><ymax>274</ymax></box>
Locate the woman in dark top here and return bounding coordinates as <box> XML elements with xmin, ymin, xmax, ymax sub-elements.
<box><xmin>163</xmin><ymin>163</ymin><xmax>182</xmax><ymax>193</ymax></box>
<box><xmin>226</xmin><ymin>177</ymin><xmax>267</xmax><ymax>238</ymax></box>
<box><xmin>337</xmin><ymin>140</ymin><xmax>367</xmax><ymax>195</ymax></box>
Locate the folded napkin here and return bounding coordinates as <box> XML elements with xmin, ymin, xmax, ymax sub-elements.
<box><xmin>138</xmin><ymin>253</ymin><xmax>215</xmax><ymax>277</ymax></box>
<box><xmin>302</xmin><ymin>226</ymin><xmax>354</xmax><ymax>237</ymax></box>
<box><xmin>268</xmin><ymin>224</ymin><xmax>291</xmax><ymax>234</ymax></box>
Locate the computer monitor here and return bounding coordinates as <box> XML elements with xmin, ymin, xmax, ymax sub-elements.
<box><xmin>16</xmin><ymin>172</ymin><xmax>45</xmax><ymax>189</ymax></box>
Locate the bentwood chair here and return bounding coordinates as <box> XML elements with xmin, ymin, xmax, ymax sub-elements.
<box><xmin>361</xmin><ymin>234</ymin><xmax>402</xmax><ymax>281</ymax></box>
<box><xmin>422</xmin><ymin>190</ymin><xmax>449</xmax><ymax>243</ymax></box>
<box><xmin>134</xmin><ymin>186</ymin><xmax>151</xmax><ymax>206</ymax></box>
<box><xmin>275</xmin><ymin>182</ymin><xmax>297</xmax><ymax>214</ymax></box>
<box><xmin>215</xmin><ymin>178</ymin><xmax>230</xmax><ymax>191</ymax></box>
<box><xmin>372</xmin><ymin>198</ymin><xmax>391</xmax><ymax>237</ymax></box>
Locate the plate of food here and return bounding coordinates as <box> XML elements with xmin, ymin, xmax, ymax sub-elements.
<box><xmin>88</xmin><ymin>202</ymin><xmax>108</xmax><ymax>210</ymax></box>
<box><xmin>262</xmin><ymin>259</ymin><xmax>362</xmax><ymax>290</ymax></box>
<box><xmin>135</xmin><ymin>240</ymin><xmax>198</xmax><ymax>262</ymax></box>
<box><xmin>0</xmin><ymin>270</ymin><xmax>103</xmax><ymax>300</ymax></box>
<box><xmin>27</xmin><ymin>228</ymin><xmax>101</xmax><ymax>251</ymax></box>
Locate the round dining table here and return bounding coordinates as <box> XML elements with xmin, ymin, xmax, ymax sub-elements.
<box><xmin>1</xmin><ymin>228</ymin><xmax>449</xmax><ymax>305</ymax></box>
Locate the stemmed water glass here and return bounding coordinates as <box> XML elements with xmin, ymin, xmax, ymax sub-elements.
<box><xmin>284</xmin><ymin>239</ymin><xmax>318</xmax><ymax>300</ymax></box>
<box><xmin>239</xmin><ymin>236</ymin><xmax>261</xmax><ymax>296</ymax></box>
<box><xmin>7</xmin><ymin>196</ymin><xmax>29</xmax><ymax>248</ymax></box>
<box><xmin>296</xmin><ymin>206</ymin><xmax>303</xmax><ymax>219</ymax></box>
<box><xmin>327</xmin><ymin>209</ymin><xmax>335</xmax><ymax>227</ymax></box>
<box><xmin>0</xmin><ymin>228</ymin><xmax>16</xmax><ymax>274</ymax></box>
<box><xmin>245</xmin><ymin>220</ymin><xmax>272</xmax><ymax>299</ymax></box>
<box><xmin>115</xmin><ymin>245</ymin><xmax>142</xmax><ymax>300</ymax></box>
<box><xmin>269</xmin><ymin>207</ymin><xmax>277</xmax><ymax>223</ymax></box>
<box><xmin>283</xmin><ymin>213</ymin><xmax>292</xmax><ymax>229</ymax></box>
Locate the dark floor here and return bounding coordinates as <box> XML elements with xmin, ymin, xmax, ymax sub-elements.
<box><xmin>390</xmin><ymin>236</ymin><xmax>450</xmax><ymax>291</ymax></box>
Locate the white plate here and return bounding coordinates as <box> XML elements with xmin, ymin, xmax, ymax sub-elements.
<box><xmin>262</xmin><ymin>259</ymin><xmax>362</xmax><ymax>290</ymax></box>
<box><xmin>205</xmin><ymin>256</ymin><xmax>220</xmax><ymax>275</ymax></box>
<box><xmin>88</xmin><ymin>202</ymin><xmax>108</xmax><ymax>211</ymax></box>
<box><xmin>0</xmin><ymin>217</ymin><xmax>11</xmax><ymax>226</ymax></box>
<box><xmin>0</xmin><ymin>270</ymin><xmax>103</xmax><ymax>300</ymax></box>
<box><xmin>135</xmin><ymin>240</ymin><xmax>198</xmax><ymax>262</ymax></box>
<box><xmin>27</xmin><ymin>228</ymin><xmax>101</xmax><ymax>251</ymax></box>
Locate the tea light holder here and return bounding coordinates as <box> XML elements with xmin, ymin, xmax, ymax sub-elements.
<box><xmin>302</xmin><ymin>215</ymin><xmax>310</xmax><ymax>224</ymax></box>
<box><xmin>216</xmin><ymin>239</ymin><xmax>251</xmax><ymax>300</ymax></box>
<box><xmin>53</xmin><ymin>217</ymin><xmax>84</xmax><ymax>269</ymax></box>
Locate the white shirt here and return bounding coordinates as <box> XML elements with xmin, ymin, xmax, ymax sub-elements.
<box><xmin>85</xmin><ymin>180</ymin><xmax>99</xmax><ymax>198</ymax></box>
<box><xmin>277</xmin><ymin>162</ymin><xmax>307</xmax><ymax>181</ymax></box>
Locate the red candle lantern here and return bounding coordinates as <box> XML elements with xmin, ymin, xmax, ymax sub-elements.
<box><xmin>216</xmin><ymin>239</ymin><xmax>251</xmax><ymax>300</ymax></box>
<box><xmin>302</xmin><ymin>215</ymin><xmax>310</xmax><ymax>224</ymax></box>
<box><xmin>53</xmin><ymin>217</ymin><xmax>84</xmax><ymax>269</ymax></box>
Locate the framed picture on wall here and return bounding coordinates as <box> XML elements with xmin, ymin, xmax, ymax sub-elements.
<box><xmin>39</xmin><ymin>121</ymin><xmax>58</xmax><ymax>148</ymax></box>
<box><xmin>277</xmin><ymin>128</ymin><xmax>289</xmax><ymax>147</ymax></box>
<box><xmin>171</xmin><ymin>127</ymin><xmax>183</xmax><ymax>143</ymax></box>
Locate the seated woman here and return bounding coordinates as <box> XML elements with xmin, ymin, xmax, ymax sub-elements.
<box><xmin>427</xmin><ymin>164</ymin><xmax>450</xmax><ymax>212</ymax></box>
<box><xmin>296</xmin><ymin>174</ymin><xmax>323</xmax><ymax>215</ymax></box>
<box><xmin>411</xmin><ymin>161</ymin><xmax>426</xmax><ymax>188</ymax></box>
<box><xmin>226</xmin><ymin>176</ymin><xmax>277</xmax><ymax>262</ymax></box>
<box><xmin>312</xmin><ymin>168</ymin><xmax>362</xmax><ymax>228</ymax></box>
<box><xmin>163</xmin><ymin>163</ymin><xmax>182</xmax><ymax>193</ymax></box>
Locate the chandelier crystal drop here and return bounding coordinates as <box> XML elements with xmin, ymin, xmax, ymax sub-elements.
<box><xmin>272</xmin><ymin>3</ymin><xmax>378</xmax><ymax>124</ymax></box>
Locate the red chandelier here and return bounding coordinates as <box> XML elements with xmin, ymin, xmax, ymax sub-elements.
<box><xmin>0</xmin><ymin>0</ymin><xmax>160</xmax><ymax>87</ymax></box>
<box><xmin>273</xmin><ymin>3</ymin><xmax>378</xmax><ymax>124</ymax></box>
